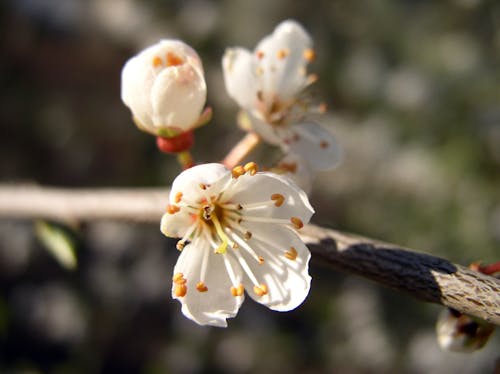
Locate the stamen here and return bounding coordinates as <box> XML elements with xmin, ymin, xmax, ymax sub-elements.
<box><xmin>244</xmin><ymin>231</ymin><xmax>252</xmax><ymax>240</ymax></box>
<box><xmin>233</xmin><ymin>248</ymin><xmax>261</xmax><ymax>287</ymax></box>
<box><xmin>196</xmin><ymin>281</ymin><xmax>208</xmax><ymax>292</ymax></box>
<box><xmin>244</xmin><ymin>162</ymin><xmax>258</xmax><ymax>175</ymax></box>
<box><xmin>152</xmin><ymin>56</ymin><xmax>163</xmax><ymax>67</ymax></box>
<box><xmin>277</xmin><ymin>49</ymin><xmax>289</xmax><ymax>59</ymax></box>
<box><xmin>303</xmin><ymin>48</ymin><xmax>316</xmax><ymax>62</ymax></box>
<box><xmin>174</xmin><ymin>192</ymin><xmax>183</xmax><ymax>203</ymax></box>
<box><xmin>167</xmin><ymin>204</ymin><xmax>180</xmax><ymax>214</ymax></box>
<box><xmin>320</xmin><ymin>140</ymin><xmax>329</xmax><ymax>149</ymax></box>
<box><xmin>291</xmin><ymin>217</ymin><xmax>304</xmax><ymax>229</ymax></box>
<box><xmin>166</xmin><ymin>51</ymin><xmax>183</xmax><ymax>66</ymax></box>
<box><xmin>232</xmin><ymin>165</ymin><xmax>245</xmax><ymax>179</ymax></box>
<box><xmin>253</xmin><ymin>284</ymin><xmax>268</xmax><ymax>296</ymax></box>
<box><xmin>199</xmin><ymin>183</ymin><xmax>208</xmax><ymax>190</ymax></box>
<box><xmin>176</xmin><ymin>222</ymin><xmax>200</xmax><ymax>252</ymax></box>
<box><xmin>173</xmin><ymin>272</ymin><xmax>186</xmax><ymax>284</ymax></box>
<box><xmin>271</xmin><ymin>193</ymin><xmax>285</xmax><ymax>207</ymax></box>
<box><xmin>258</xmin><ymin>256</ymin><xmax>265</xmax><ymax>264</ymax></box>
<box><xmin>285</xmin><ymin>247</ymin><xmax>298</xmax><ymax>260</ymax></box>
<box><xmin>231</xmin><ymin>284</ymin><xmax>244</xmax><ymax>297</ymax></box>
<box><xmin>228</xmin><ymin>230</ymin><xmax>266</xmax><ymax>266</ymax></box>
<box><xmin>176</xmin><ymin>241</ymin><xmax>185</xmax><ymax>251</ymax></box>
<box><xmin>174</xmin><ymin>283</ymin><xmax>187</xmax><ymax>297</ymax></box>
<box><xmin>256</xmin><ymin>50</ymin><xmax>264</xmax><ymax>59</ymax></box>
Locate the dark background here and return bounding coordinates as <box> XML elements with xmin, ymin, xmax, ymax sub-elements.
<box><xmin>1</xmin><ymin>0</ymin><xmax>499</xmax><ymax>373</ymax></box>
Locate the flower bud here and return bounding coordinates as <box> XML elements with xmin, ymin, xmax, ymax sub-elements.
<box><xmin>121</xmin><ymin>40</ymin><xmax>207</xmax><ymax>137</ymax></box>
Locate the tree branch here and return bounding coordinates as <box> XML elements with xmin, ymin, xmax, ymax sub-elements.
<box><xmin>0</xmin><ymin>185</ymin><xmax>499</xmax><ymax>325</ymax></box>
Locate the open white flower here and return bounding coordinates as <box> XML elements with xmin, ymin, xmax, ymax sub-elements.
<box><xmin>161</xmin><ymin>163</ymin><xmax>314</xmax><ymax>327</ymax></box>
<box><xmin>121</xmin><ymin>39</ymin><xmax>208</xmax><ymax>137</ymax></box>
<box><xmin>222</xmin><ymin>20</ymin><xmax>341</xmax><ymax>170</ymax></box>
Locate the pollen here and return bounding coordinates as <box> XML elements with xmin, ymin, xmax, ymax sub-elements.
<box><xmin>167</xmin><ymin>204</ymin><xmax>181</xmax><ymax>214</ymax></box>
<box><xmin>244</xmin><ymin>162</ymin><xmax>258</xmax><ymax>175</ymax></box>
<box><xmin>232</xmin><ymin>165</ymin><xmax>246</xmax><ymax>179</ymax></box>
<box><xmin>173</xmin><ymin>272</ymin><xmax>186</xmax><ymax>284</ymax></box>
<box><xmin>253</xmin><ymin>284</ymin><xmax>268</xmax><ymax>296</ymax></box>
<box><xmin>320</xmin><ymin>140</ymin><xmax>329</xmax><ymax>149</ymax></box>
<box><xmin>291</xmin><ymin>217</ymin><xmax>304</xmax><ymax>229</ymax></box>
<box><xmin>277</xmin><ymin>48</ymin><xmax>290</xmax><ymax>59</ymax></box>
<box><xmin>285</xmin><ymin>247</ymin><xmax>298</xmax><ymax>260</ymax></box>
<box><xmin>196</xmin><ymin>281</ymin><xmax>208</xmax><ymax>292</ymax></box>
<box><xmin>271</xmin><ymin>193</ymin><xmax>285</xmax><ymax>207</ymax></box>
<box><xmin>174</xmin><ymin>283</ymin><xmax>187</xmax><ymax>297</ymax></box>
<box><xmin>152</xmin><ymin>56</ymin><xmax>163</xmax><ymax>68</ymax></box>
<box><xmin>303</xmin><ymin>48</ymin><xmax>316</xmax><ymax>62</ymax></box>
<box><xmin>231</xmin><ymin>284</ymin><xmax>244</xmax><ymax>297</ymax></box>
<box><xmin>256</xmin><ymin>50</ymin><xmax>265</xmax><ymax>59</ymax></box>
<box><xmin>166</xmin><ymin>51</ymin><xmax>184</xmax><ymax>67</ymax></box>
<box><xmin>174</xmin><ymin>192</ymin><xmax>183</xmax><ymax>203</ymax></box>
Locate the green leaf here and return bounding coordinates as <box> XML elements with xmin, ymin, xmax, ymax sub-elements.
<box><xmin>35</xmin><ymin>221</ymin><xmax>77</xmax><ymax>270</ymax></box>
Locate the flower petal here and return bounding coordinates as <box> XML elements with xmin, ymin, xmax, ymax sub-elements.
<box><xmin>275</xmin><ymin>153</ymin><xmax>314</xmax><ymax>195</ymax></box>
<box><xmin>172</xmin><ymin>241</ymin><xmax>244</xmax><ymax>327</ymax></box>
<box><xmin>151</xmin><ymin>64</ymin><xmax>206</xmax><ymax>131</ymax></box>
<box><xmin>285</xmin><ymin>122</ymin><xmax>342</xmax><ymax>171</ymax></box>
<box><xmin>170</xmin><ymin>163</ymin><xmax>229</xmax><ymax>205</ymax></box>
<box><xmin>245</xmin><ymin>112</ymin><xmax>285</xmax><ymax>145</ymax></box>
<box><xmin>255</xmin><ymin>20</ymin><xmax>312</xmax><ymax>101</ymax></box>
<box><xmin>224</xmin><ymin>172</ymin><xmax>314</xmax><ymax>224</ymax></box>
<box><xmin>160</xmin><ymin>209</ymin><xmax>193</xmax><ymax>238</ymax></box>
<box><xmin>222</xmin><ymin>48</ymin><xmax>260</xmax><ymax>111</ymax></box>
<box><xmin>229</xmin><ymin>222</ymin><xmax>311</xmax><ymax>311</ymax></box>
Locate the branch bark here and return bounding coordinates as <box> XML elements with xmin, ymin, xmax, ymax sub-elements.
<box><xmin>1</xmin><ymin>185</ymin><xmax>499</xmax><ymax>325</ymax></box>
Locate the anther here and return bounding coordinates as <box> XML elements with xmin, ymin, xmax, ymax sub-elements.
<box><xmin>174</xmin><ymin>192</ymin><xmax>183</xmax><ymax>203</ymax></box>
<box><xmin>278</xmin><ymin>162</ymin><xmax>298</xmax><ymax>173</ymax></box>
<box><xmin>199</xmin><ymin>183</ymin><xmax>208</xmax><ymax>190</ymax></box>
<box><xmin>290</xmin><ymin>217</ymin><xmax>304</xmax><ymax>229</ymax></box>
<box><xmin>320</xmin><ymin>140</ymin><xmax>329</xmax><ymax>149</ymax></box>
<box><xmin>277</xmin><ymin>49</ymin><xmax>289</xmax><ymax>59</ymax></box>
<box><xmin>166</xmin><ymin>51</ymin><xmax>183</xmax><ymax>67</ymax></box>
<box><xmin>244</xmin><ymin>162</ymin><xmax>258</xmax><ymax>175</ymax></box>
<box><xmin>232</xmin><ymin>242</ymin><xmax>239</xmax><ymax>249</ymax></box>
<box><xmin>271</xmin><ymin>193</ymin><xmax>285</xmax><ymax>207</ymax></box>
<box><xmin>237</xmin><ymin>204</ymin><xmax>243</xmax><ymax>210</ymax></box>
<box><xmin>303</xmin><ymin>48</ymin><xmax>316</xmax><ymax>62</ymax></box>
<box><xmin>196</xmin><ymin>281</ymin><xmax>208</xmax><ymax>292</ymax></box>
<box><xmin>285</xmin><ymin>247</ymin><xmax>298</xmax><ymax>260</ymax></box>
<box><xmin>244</xmin><ymin>231</ymin><xmax>252</xmax><ymax>240</ymax></box>
<box><xmin>167</xmin><ymin>204</ymin><xmax>180</xmax><ymax>214</ymax></box>
<box><xmin>253</xmin><ymin>284</ymin><xmax>268</xmax><ymax>296</ymax></box>
<box><xmin>176</xmin><ymin>240</ymin><xmax>185</xmax><ymax>251</ymax></box>
<box><xmin>258</xmin><ymin>256</ymin><xmax>265</xmax><ymax>264</ymax></box>
<box><xmin>231</xmin><ymin>284</ymin><xmax>244</xmax><ymax>297</ymax></box>
<box><xmin>174</xmin><ymin>283</ymin><xmax>187</xmax><ymax>297</ymax></box>
<box><xmin>232</xmin><ymin>165</ymin><xmax>245</xmax><ymax>179</ymax></box>
<box><xmin>173</xmin><ymin>272</ymin><xmax>186</xmax><ymax>284</ymax></box>
<box><xmin>152</xmin><ymin>56</ymin><xmax>163</xmax><ymax>68</ymax></box>
<box><xmin>256</xmin><ymin>50</ymin><xmax>265</xmax><ymax>59</ymax></box>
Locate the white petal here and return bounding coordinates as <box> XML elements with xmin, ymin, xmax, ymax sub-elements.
<box><xmin>285</xmin><ymin>122</ymin><xmax>342</xmax><ymax>171</ymax></box>
<box><xmin>276</xmin><ymin>153</ymin><xmax>314</xmax><ymax>195</ymax></box>
<box><xmin>224</xmin><ymin>172</ymin><xmax>314</xmax><ymax>224</ymax></box>
<box><xmin>170</xmin><ymin>163</ymin><xmax>229</xmax><ymax>205</ymax></box>
<box><xmin>173</xmin><ymin>241</ymin><xmax>244</xmax><ymax>327</ymax></box>
<box><xmin>222</xmin><ymin>48</ymin><xmax>259</xmax><ymax>110</ymax></box>
<box><xmin>255</xmin><ymin>20</ymin><xmax>312</xmax><ymax>101</ymax></box>
<box><xmin>245</xmin><ymin>112</ymin><xmax>285</xmax><ymax>145</ymax></box>
<box><xmin>231</xmin><ymin>222</ymin><xmax>311</xmax><ymax>311</ymax></box>
<box><xmin>151</xmin><ymin>64</ymin><xmax>206</xmax><ymax>131</ymax></box>
<box><xmin>160</xmin><ymin>210</ymin><xmax>193</xmax><ymax>238</ymax></box>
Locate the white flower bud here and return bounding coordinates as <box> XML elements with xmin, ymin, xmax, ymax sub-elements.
<box><xmin>121</xmin><ymin>40</ymin><xmax>207</xmax><ymax>136</ymax></box>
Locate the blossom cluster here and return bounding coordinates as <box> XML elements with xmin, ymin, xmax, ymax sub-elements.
<box><xmin>121</xmin><ymin>20</ymin><xmax>341</xmax><ymax>326</ymax></box>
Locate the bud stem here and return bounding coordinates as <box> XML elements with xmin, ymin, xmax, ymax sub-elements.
<box><xmin>222</xmin><ymin>132</ymin><xmax>261</xmax><ymax>169</ymax></box>
<box><xmin>177</xmin><ymin>151</ymin><xmax>194</xmax><ymax>169</ymax></box>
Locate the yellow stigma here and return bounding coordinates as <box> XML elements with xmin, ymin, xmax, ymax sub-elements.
<box><xmin>253</xmin><ymin>284</ymin><xmax>268</xmax><ymax>296</ymax></box>
<box><xmin>291</xmin><ymin>217</ymin><xmax>304</xmax><ymax>229</ymax></box>
<box><xmin>285</xmin><ymin>247</ymin><xmax>298</xmax><ymax>261</ymax></box>
<box><xmin>231</xmin><ymin>284</ymin><xmax>244</xmax><ymax>297</ymax></box>
<box><xmin>271</xmin><ymin>193</ymin><xmax>285</xmax><ymax>207</ymax></box>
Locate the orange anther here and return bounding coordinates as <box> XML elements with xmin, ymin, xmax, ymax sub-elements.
<box><xmin>320</xmin><ymin>140</ymin><xmax>329</xmax><ymax>149</ymax></box>
<box><xmin>258</xmin><ymin>256</ymin><xmax>265</xmax><ymax>264</ymax></box>
<box><xmin>176</xmin><ymin>241</ymin><xmax>185</xmax><ymax>251</ymax></box>
<box><xmin>174</xmin><ymin>283</ymin><xmax>187</xmax><ymax>297</ymax></box>
<box><xmin>285</xmin><ymin>247</ymin><xmax>298</xmax><ymax>260</ymax></box>
<box><xmin>277</xmin><ymin>49</ymin><xmax>289</xmax><ymax>59</ymax></box>
<box><xmin>271</xmin><ymin>193</ymin><xmax>285</xmax><ymax>207</ymax></box>
<box><xmin>152</xmin><ymin>56</ymin><xmax>163</xmax><ymax>67</ymax></box>
<box><xmin>253</xmin><ymin>284</ymin><xmax>268</xmax><ymax>296</ymax></box>
<box><xmin>231</xmin><ymin>284</ymin><xmax>244</xmax><ymax>297</ymax></box>
<box><xmin>199</xmin><ymin>183</ymin><xmax>208</xmax><ymax>190</ymax></box>
<box><xmin>303</xmin><ymin>48</ymin><xmax>316</xmax><ymax>62</ymax></box>
<box><xmin>244</xmin><ymin>231</ymin><xmax>252</xmax><ymax>240</ymax></box>
<box><xmin>290</xmin><ymin>217</ymin><xmax>304</xmax><ymax>229</ymax></box>
<box><xmin>174</xmin><ymin>192</ymin><xmax>183</xmax><ymax>203</ymax></box>
<box><xmin>166</xmin><ymin>52</ymin><xmax>183</xmax><ymax>67</ymax></box>
<box><xmin>256</xmin><ymin>50</ymin><xmax>265</xmax><ymax>59</ymax></box>
<box><xmin>167</xmin><ymin>204</ymin><xmax>180</xmax><ymax>214</ymax></box>
<box><xmin>173</xmin><ymin>272</ymin><xmax>186</xmax><ymax>284</ymax></box>
<box><xmin>196</xmin><ymin>281</ymin><xmax>208</xmax><ymax>292</ymax></box>
<box><xmin>232</xmin><ymin>165</ymin><xmax>245</xmax><ymax>179</ymax></box>
<box><xmin>244</xmin><ymin>162</ymin><xmax>258</xmax><ymax>175</ymax></box>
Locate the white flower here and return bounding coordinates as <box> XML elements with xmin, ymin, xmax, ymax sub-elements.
<box><xmin>222</xmin><ymin>20</ymin><xmax>341</xmax><ymax>170</ymax></box>
<box><xmin>160</xmin><ymin>163</ymin><xmax>314</xmax><ymax>327</ymax></box>
<box><xmin>121</xmin><ymin>39</ymin><xmax>208</xmax><ymax>137</ymax></box>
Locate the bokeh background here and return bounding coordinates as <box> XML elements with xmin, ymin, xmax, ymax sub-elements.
<box><xmin>1</xmin><ymin>0</ymin><xmax>499</xmax><ymax>373</ymax></box>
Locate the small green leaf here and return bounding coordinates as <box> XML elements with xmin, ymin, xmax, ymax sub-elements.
<box><xmin>35</xmin><ymin>221</ymin><xmax>77</xmax><ymax>270</ymax></box>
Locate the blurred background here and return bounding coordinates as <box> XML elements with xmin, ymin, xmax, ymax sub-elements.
<box><xmin>1</xmin><ymin>0</ymin><xmax>499</xmax><ymax>372</ymax></box>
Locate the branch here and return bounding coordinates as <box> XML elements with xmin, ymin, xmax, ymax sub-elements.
<box><xmin>1</xmin><ymin>185</ymin><xmax>499</xmax><ymax>325</ymax></box>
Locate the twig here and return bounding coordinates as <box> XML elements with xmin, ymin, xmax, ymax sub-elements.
<box><xmin>222</xmin><ymin>132</ymin><xmax>261</xmax><ymax>169</ymax></box>
<box><xmin>0</xmin><ymin>184</ymin><xmax>499</xmax><ymax>325</ymax></box>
